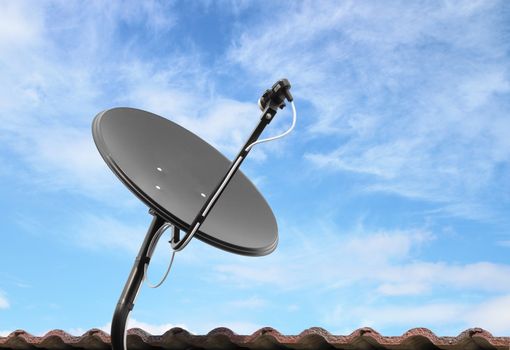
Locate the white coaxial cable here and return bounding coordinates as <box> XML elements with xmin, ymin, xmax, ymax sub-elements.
<box><xmin>143</xmin><ymin>223</ymin><xmax>176</xmax><ymax>288</ymax></box>
<box><xmin>144</xmin><ymin>250</ymin><xmax>175</xmax><ymax>288</ymax></box>
<box><xmin>245</xmin><ymin>100</ymin><xmax>297</xmax><ymax>151</ymax></box>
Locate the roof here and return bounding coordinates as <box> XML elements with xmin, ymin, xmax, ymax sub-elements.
<box><xmin>1</xmin><ymin>327</ymin><xmax>509</xmax><ymax>350</ymax></box>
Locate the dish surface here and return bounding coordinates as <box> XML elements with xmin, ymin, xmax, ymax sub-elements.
<box><xmin>92</xmin><ymin>107</ymin><xmax>278</xmax><ymax>256</ymax></box>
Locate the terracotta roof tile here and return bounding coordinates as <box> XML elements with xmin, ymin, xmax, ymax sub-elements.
<box><xmin>0</xmin><ymin>327</ymin><xmax>509</xmax><ymax>349</ymax></box>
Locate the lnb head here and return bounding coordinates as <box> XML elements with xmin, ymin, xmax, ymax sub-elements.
<box><xmin>258</xmin><ymin>78</ymin><xmax>293</xmax><ymax>111</ymax></box>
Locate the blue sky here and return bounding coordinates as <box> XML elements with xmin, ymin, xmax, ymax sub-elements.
<box><xmin>1</xmin><ymin>0</ymin><xmax>510</xmax><ymax>337</ymax></box>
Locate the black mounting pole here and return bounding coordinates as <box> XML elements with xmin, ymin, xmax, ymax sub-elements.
<box><xmin>110</xmin><ymin>79</ymin><xmax>293</xmax><ymax>350</ymax></box>
<box><xmin>111</xmin><ymin>211</ymin><xmax>166</xmax><ymax>350</ymax></box>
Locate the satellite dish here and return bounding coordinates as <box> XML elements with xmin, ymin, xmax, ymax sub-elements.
<box><xmin>92</xmin><ymin>79</ymin><xmax>294</xmax><ymax>350</ymax></box>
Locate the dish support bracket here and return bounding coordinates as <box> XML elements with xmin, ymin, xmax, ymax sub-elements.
<box><xmin>111</xmin><ymin>211</ymin><xmax>178</xmax><ymax>350</ymax></box>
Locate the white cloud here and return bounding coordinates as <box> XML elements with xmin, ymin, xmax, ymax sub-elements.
<box><xmin>0</xmin><ymin>291</ymin><xmax>10</xmax><ymax>309</ymax></box>
<box><xmin>89</xmin><ymin>317</ymin><xmax>260</xmax><ymax>336</ymax></box>
<box><xmin>212</xmin><ymin>321</ymin><xmax>262</xmax><ymax>335</ymax></box>
<box><xmin>0</xmin><ymin>1</ymin><xmax>269</xmax><ymax>203</ymax></box>
<box><xmin>465</xmin><ymin>294</ymin><xmax>510</xmax><ymax>334</ymax></box>
<box><xmin>0</xmin><ymin>1</ymin><xmax>508</xmax><ymax>338</ymax></box>
<box><xmin>121</xmin><ymin>60</ymin><xmax>267</xmax><ymax>160</ymax></box>
<box><xmin>126</xmin><ymin>318</ymin><xmax>188</xmax><ymax>335</ymax></box>
<box><xmin>287</xmin><ymin>304</ymin><xmax>299</xmax><ymax>312</ymax></box>
<box><xmin>376</xmin><ymin>282</ymin><xmax>428</xmax><ymax>296</ymax></box>
<box><xmin>212</xmin><ymin>228</ymin><xmax>432</xmax><ymax>290</ymax></box>
<box><xmin>497</xmin><ymin>240</ymin><xmax>510</xmax><ymax>248</ymax></box>
<box><xmin>213</xmin><ymin>259</ymin><xmax>288</xmax><ymax>288</ymax></box>
<box><xmin>120</xmin><ymin>1</ymin><xmax>177</xmax><ymax>32</ymax></box>
<box><xmin>192</xmin><ymin>321</ymin><xmax>263</xmax><ymax>335</ymax></box>
<box><xmin>228</xmin><ymin>1</ymin><xmax>510</xmax><ymax>219</ymax></box>
<box><xmin>380</xmin><ymin>262</ymin><xmax>510</xmax><ymax>294</ymax></box>
<box><xmin>0</xmin><ymin>1</ymin><xmax>44</xmax><ymax>49</ymax></box>
<box><xmin>0</xmin><ymin>3</ymin><xmax>129</xmax><ymax>200</ymax></box>
<box><xmin>207</xmin><ymin>221</ymin><xmax>510</xmax><ymax>334</ymax></box>
<box><xmin>226</xmin><ymin>296</ymin><xmax>267</xmax><ymax>309</ymax></box>
<box><xmin>74</xmin><ymin>214</ymin><xmax>150</xmax><ymax>253</ymax></box>
<box><xmin>210</xmin><ymin>225</ymin><xmax>510</xmax><ymax>297</ymax></box>
<box><xmin>8</xmin><ymin>124</ymin><xmax>123</xmax><ymax>200</ymax></box>
<box><xmin>326</xmin><ymin>294</ymin><xmax>510</xmax><ymax>335</ymax></box>
<box><xmin>334</xmin><ymin>302</ymin><xmax>466</xmax><ymax>329</ymax></box>
<box><xmin>0</xmin><ymin>330</ymin><xmax>12</xmax><ymax>337</ymax></box>
<box><xmin>67</xmin><ymin>327</ymin><xmax>87</xmax><ymax>336</ymax></box>
<box><xmin>95</xmin><ymin>318</ymin><xmax>189</xmax><ymax>336</ymax></box>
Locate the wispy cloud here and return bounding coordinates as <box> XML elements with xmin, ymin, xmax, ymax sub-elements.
<box><xmin>465</xmin><ymin>294</ymin><xmax>510</xmax><ymax>334</ymax></box>
<box><xmin>74</xmin><ymin>214</ymin><xmax>150</xmax><ymax>254</ymax></box>
<box><xmin>7</xmin><ymin>124</ymin><xmax>121</xmax><ymax>199</ymax></box>
<box><xmin>69</xmin><ymin>318</ymin><xmax>189</xmax><ymax>336</ymax></box>
<box><xmin>226</xmin><ymin>296</ymin><xmax>267</xmax><ymax>309</ymax></box>
<box><xmin>211</xmin><ymin>224</ymin><xmax>510</xmax><ymax>295</ymax></box>
<box><xmin>123</xmin><ymin>62</ymin><xmax>266</xmax><ymax>158</ymax></box>
<box><xmin>90</xmin><ymin>317</ymin><xmax>262</xmax><ymax>336</ymax></box>
<box><xmin>2</xmin><ymin>0</ymin><xmax>509</xmax><ymax>337</ymax></box>
<box><xmin>126</xmin><ymin>318</ymin><xmax>188</xmax><ymax>335</ymax></box>
<box><xmin>0</xmin><ymin>330</ymin><xmax>12</xmax><ymax>337</ymax></box>
<box><xmin>326</xmin><ymin>294</ymin><xmax>510</xmax><ymax>335</ymax></box>
<box><xmin>82</xmin><ymin>317</ymin><xmax>261</xmax><ymax>336</ymax></box>
<box><xmin>497</xmin><ymin>240</ymin><xmax>510</xmax><ymax>248</ymax></box>
<box><xmin>0</xmin><ymin>2</ymin><xmax>129</xmax><ymax>200</ymax></box>
<box><xmin>0</xmin><ymin>0</ymin><xmax>269</xmax><ymax>203</ymax></box>
<box><xmin>189</xmin><ymin>320</ymin><xmax>263</xmax><ymax>335</ymax></box>
<box><xmin>206</xmin><ymin>220</ymin><xmax>510</xmax><ymax>334</ymax></box>
<box><xmin>0</xmin><ymin>1</ymin><xmax>43</xmax><ymax>49</ymax></box>
<box><xmin>72</xmin><ymin>318</ymin><xmax>261</xmax><ymax>336</ymax></box>
<box><xmin>0</xmin><ymin>290</ymin><xmax>9</xmax><ymax>309</ymax></box>
<box><xmin>228</xmin><ymin>0</ymin><xmax>510</xmax><ymax>219</ymax></box>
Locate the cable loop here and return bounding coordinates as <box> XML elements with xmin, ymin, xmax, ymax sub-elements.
<box><xmin>245</xmin><ymin>100</ymin><xmax>297</xmax><ymax>151</ymax></box>
<box><xmin>143</xmin><ymin>223</ymin><xmax>176</xmax><ymax>288</ymax></box>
